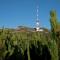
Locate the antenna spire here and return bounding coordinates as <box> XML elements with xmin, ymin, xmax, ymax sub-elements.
<box><xmin>37</xmin><ymin>6</ymin><xmax>39</xmax><ymax>21</ymax></box>
<box><xmin>36</xmin><ymin>5</ymin><xmax>40</xmax><ymax>31</ymax></box>
<box><xmin>36</xmin><ymin>5</ymin><xmax>43</xmax><ymax>31</ymax></box>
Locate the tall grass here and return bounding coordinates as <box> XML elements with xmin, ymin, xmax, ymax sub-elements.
<box><xmin>0</xmin><ymin>30</ymin><xmax>58</xmax><ymax>60</ymax></box>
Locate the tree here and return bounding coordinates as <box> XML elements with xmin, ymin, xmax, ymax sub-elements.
<box><xmin>50</xmin><ymin>10</ymin><xmax>58</xmax><ymax>40</ymax></box>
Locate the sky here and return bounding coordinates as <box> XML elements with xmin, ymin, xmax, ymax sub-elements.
<box><xmin>0</xmin><ymin>0</ymin><xmax>60</xmax><ymax>29</ymax></box>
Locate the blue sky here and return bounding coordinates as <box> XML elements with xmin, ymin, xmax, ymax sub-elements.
<box><xmin>0</xmin><ymin>0</ymin><xmax>60</xmax><ymax>29</ymax></box>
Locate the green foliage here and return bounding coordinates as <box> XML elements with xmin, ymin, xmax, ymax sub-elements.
<box><xmin>50</xmin><ymin>10</ymin><xmax>60</xmax><ymax>60</ymax></box>
<box><xmin>50</xmin><ymin>10</ymin><xmax>58</xmax><ymax>40</ymax></box>
<box><xmin>0</xmin><ymin>29</ymin><xmax>58</xmax><ymax>60</ymax></box>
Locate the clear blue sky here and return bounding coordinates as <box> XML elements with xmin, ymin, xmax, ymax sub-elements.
<box><xmin>0</xmin><ymin>0</ymin><xmax>60</xmax><ymax>29</ymax></box>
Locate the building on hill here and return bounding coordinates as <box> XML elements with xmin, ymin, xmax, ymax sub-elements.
<box><xmin>13</xmin><ymin>26</ymin><xmax>49</xmax><ymax>33</ymax></box>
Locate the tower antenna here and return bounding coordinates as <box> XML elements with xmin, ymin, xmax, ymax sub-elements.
<box><xmin>35</xmin><ymin>2</ymin><xmax>43</xmax><ymax>31</ymax></box>
<box><xmin>37</xmin><ymin>6</ymin><xmax>39</xmax><ymax>21</ymax></box>
<box><xmin>36</xmin><ymin>5</ymin><xmax>40</xmax><ymax>31</ymax></box>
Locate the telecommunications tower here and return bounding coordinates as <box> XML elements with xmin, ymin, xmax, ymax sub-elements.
<box><xmin>36</xmin><ymin>6</ymin><xmax>40</xmax><ymax>31</ymax></box>
<box><xmin>36</xmin><ymin>6</ymin><xmax>43</xmax><ymax>31</ymax></box>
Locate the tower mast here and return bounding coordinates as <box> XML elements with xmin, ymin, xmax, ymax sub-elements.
<box><xmin>36</xmin><ymin>6</ymin><xmax>40</xmax><ymax>31</ymax></box>
<box><xmin>36</xmin><ymin>5</ymin><xmax>43</xmax><ymax>31</ymax></box>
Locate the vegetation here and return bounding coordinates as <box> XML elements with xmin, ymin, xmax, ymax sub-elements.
<box><xmin>0</xmin><ymin>10</ymin><xmax>60</xmax><ymax>60</ymax></box>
